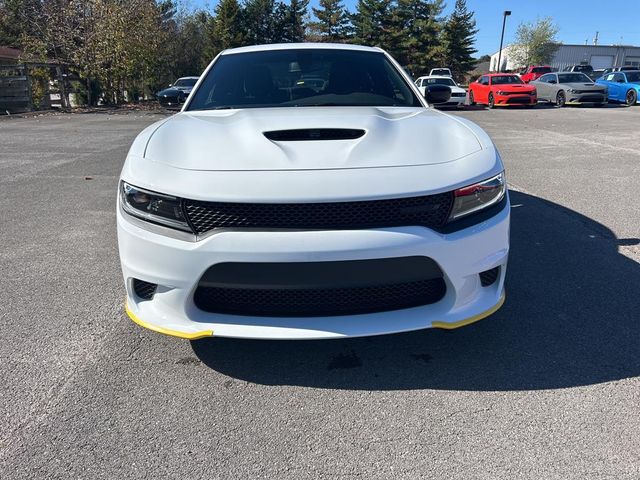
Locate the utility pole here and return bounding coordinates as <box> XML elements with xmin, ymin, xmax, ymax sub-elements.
<box><xmin>496</xmin><ymin>11</ymin><xmax>512</xmax><ymax>72</ymax></box>
<box><xmin>593</xmin><ymin>31</ymin><xmax>599</xmax><ymax>45</ymax></box>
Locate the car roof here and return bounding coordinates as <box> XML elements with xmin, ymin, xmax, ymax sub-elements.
<box><xmin>486</xmin><ymin>73</ymin><xmax>519</xmax><ymax>76</ymax></box>
<box><xmin>422</xmin><ymin>75</ymin><xmax>455</xmax><ymax>80</ymax></box>
<box><xmin>221</xmin><ymin>43</ymin><xmax>384</xmax><ymax>55</ymax></box>
<box><xmin>176</xmin><ymin>76</ymin><xmax>199</xmax><ymax>80</ymax></box>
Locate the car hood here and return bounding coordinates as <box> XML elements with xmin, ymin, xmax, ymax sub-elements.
<box><xmin>563</xmin><ymin>82</ymin><xmax>604</xmax><ymax>90</ymax></box>
<box><xmin>492</xmin><ymin>84</ymin><xmax>536</xmax><ymax>92</ymax></box>
<box><xmin>143</xmin><ymin>107</ymin><xmax>483</xmax><ymax>171</ymax></box>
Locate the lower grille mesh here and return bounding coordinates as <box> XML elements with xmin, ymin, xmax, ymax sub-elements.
<box><xmin>479</xmin><ymin>267</ymin><xmax>500</xmax><ymax>287</ymax></box>
<box><xmin>133</xmin><ymin>279</ymin><xmax>157</xmax><ymax>300</ymax></box>
<box><xmin>194</xmin><ymin>278</ymin><xmax>447</xmax><ymax>317</ymax></box>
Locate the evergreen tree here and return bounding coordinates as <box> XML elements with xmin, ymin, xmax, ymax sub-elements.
<box><xmin>352</xmin><ymin>0</ymin><xmax>392</xmax><ymax>50</ymax></box>
<box><xmin>244</xmin><ymin>0</ymin><xmax>279</xmax><ymax>44</ymax></box>
<box><xmin>282</xmin><ymin>0</ymin><xmax>309</xmax><ymax>42</ymax></box>
<box><xmin>207</xmin><ymin>0</ymin><xmax>244</xmax><ymax>57</ymax></box>
<box><xmin>441</xmin><ymin>0</ymin><xmax>478</xmax><ymax>81</ymax></box>
<box><xmin>389</xmin><ymin>0</ymin><xmax>444</xmax><ymax>76</ymax></box>
<box><xmin>309</xmin><ymin>0</ymin><xmax>351</xmax><ymax>42</ymax></box>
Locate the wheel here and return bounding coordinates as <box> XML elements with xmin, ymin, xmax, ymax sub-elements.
<box><xmin>468</xmin><ymin>91</ymin><xmax>475</xmax><ymax>106</ymax></box>
<box><xmin>625</xmin><ymin>89</ymin><xmax>637</xmax><ymax>106</ymax></box>
<box><xmin>556</xmin><ymin>90</ymin><xmax>566</xmax><ymax>107</ymax></box>
<box><xmin>487</xmin><ymin>93</ymin><xmax>495</xmax><ymax>109</ymax></box>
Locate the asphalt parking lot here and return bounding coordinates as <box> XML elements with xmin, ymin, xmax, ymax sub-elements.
<box><xmin>1</xmin><ymin>105</ymin><xmax>639</xmax><ymax>479</ymax></box>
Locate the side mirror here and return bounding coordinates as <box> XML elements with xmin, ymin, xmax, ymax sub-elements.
<box><xmin>425</xmin><ymin>84</ymin><xmax>451</xmax><ymax>104</ymax></box>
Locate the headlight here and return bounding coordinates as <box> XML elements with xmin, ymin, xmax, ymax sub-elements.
<box><xmin>120</xmin><ymin>181</ymin><xmax>192</xmax><ymax>232</ymax></box>
<box><xmin>449</xmin><ymin>173</ymin><xmax>506</xmax><ymax>221</ymax></box>
<box><xmin>496</xmin><ymin>91</ymin><xmax>508</xmax><ymax>95</ymax></box>
<box><xmin>566</xmin><ymin>88</ymin><xmax>575</xmax><ymax>93</ymax></box>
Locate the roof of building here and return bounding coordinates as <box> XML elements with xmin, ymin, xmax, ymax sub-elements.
<box><xmin>0</xmin><ymin>46</ymin><xmax>21</xmax><ymax>60</ymax></box>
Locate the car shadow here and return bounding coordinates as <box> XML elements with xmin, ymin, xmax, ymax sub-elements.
<box><xmin>191</xmin><ymin>191</ymin><xmax>640</xmax><ymax>391</ymax></box>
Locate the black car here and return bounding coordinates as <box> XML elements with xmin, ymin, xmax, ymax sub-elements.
<box><xmin>156</xmin><ymin>77</ymin><xmax>199</xmax><ymax>108</ymax></box>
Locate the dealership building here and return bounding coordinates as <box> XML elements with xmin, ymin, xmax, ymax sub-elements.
<box><xmin>490</xmin><ymin>44</ymin><xmax>640</xmax><ymax>71</ymax></box>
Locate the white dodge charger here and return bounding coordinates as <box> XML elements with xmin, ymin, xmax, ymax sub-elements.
<box><xmin>117</xmin><ymin>43</ymin><xmax>509</xmax><ymax>340</ymax></box>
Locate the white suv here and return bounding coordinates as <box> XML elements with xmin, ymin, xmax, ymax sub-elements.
<box><xmin>118</xmin><ymin>43</ymin><xmax>509</xmax><ymax>340</ymax></box>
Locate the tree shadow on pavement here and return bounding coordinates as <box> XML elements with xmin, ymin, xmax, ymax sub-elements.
<box><xmin>192</xmin><ymin>191</ymin><xmax>640</xmax><ymax>391</ymax></box>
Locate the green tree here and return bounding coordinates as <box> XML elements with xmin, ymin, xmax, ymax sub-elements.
<box><xmin>308</xmin><ymin>0</ymin><xmax>351</xmax><ymax>42</ymax></box>
<box><xmin>352</xmin><ymin>0</ymin><xmax>392</xmax><ymax>49</ymax></box>
<box><xmin>389</xmin><ymin>0</ymin><xmax>444</xmax><ymax>76</ymax></box>
<box><xmin>281</xmin><ymin>0</ymin><xmax>309</xmax><ymax>42</ymax></box>
<box><xmin>510</xmin><ymin>17</ymin><xmax>560</xmax><ymax>68</ymax></box>
<box><xmin>441</xmin><ymin>0</ymin><xmax>477</xmax><ymax>81</ymax></box>
<box><xmin>205</xmin><ymin>0</ymin><xmax>244</xmax><ymax>60</ymax></box>
<box><xmin>244</xmin><ymin>0</ymin><xmax>281</xmax><ymax>44</ymax></box>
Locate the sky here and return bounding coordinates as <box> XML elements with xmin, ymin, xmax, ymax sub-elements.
<box><xmin>189</xmin><ymin>0</ymin><xmax>640</xmax><ymax>56</ymax></box>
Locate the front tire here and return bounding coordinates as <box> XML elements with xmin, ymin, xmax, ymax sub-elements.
<box><xmin>556</xmin><ymin>90</ymin><xmax>566</xmax><ymax>107</ymax></box>
<box><xmin>488</xmin><ymin>93</ymin><xmax>495</xmax><ymax>109</ymax></box>
<box><xmin>625</xmin><ymin>89</ymin><xmax>637</xmax><ymax>106</ymax></box>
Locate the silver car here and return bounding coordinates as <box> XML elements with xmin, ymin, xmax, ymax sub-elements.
<box><xmin>531</xmin><ymin>72</ymin><xmax>607</xmax><ymax>107</ymax></box>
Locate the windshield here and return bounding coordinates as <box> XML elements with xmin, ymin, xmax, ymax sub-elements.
<box><xmin>626</xmin><ymin>72</ymin><xmax>640</xmax><ymax>83</ymax></box>
<box><xmin>425</xmin><ymin>77</ymin><xmax>456</xmax><ymax>86</ymax></box>
<box><xmin>558</xmin><ymin>73</ymin><xmax>592</xmax><ymax>83</ymax></box>
<box><xmin>174</xmin><ymin>78</ymin><xmax>197</xmax><ymax>87</ymax></box>
<box><xmin>533</xmin><ymin>67</ymin><xmax>551</xmax><ymax>73</ymax></box>
<box><xmin>573</xmin><ymin>65</ymin><xmax>593</xmax><ymax>72</ymax></box>
<box><xmin>187</xmin><ymin>49</ymin><xmax>422</xmax><ymax>110</ymax></box>
<box><xmin>491</xmin><ymin>75</ymin><xmax>524</xmax><ymax>85</ymax></box>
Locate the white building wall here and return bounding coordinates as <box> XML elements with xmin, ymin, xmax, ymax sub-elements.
<box><xmin>490</xmin><ymin>44</ymin><xmax>640</xmax><ymax>72</ymax></box>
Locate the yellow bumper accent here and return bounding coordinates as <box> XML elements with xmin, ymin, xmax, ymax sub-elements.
<box><xmin>125</xmin><ymin>303</ymin><xmax>213</xmax><ymax>340</ymax></box>
<box><xmin>432</xmin><ymin>292</ymin><xmax>505</xmax><ymax>330</ymax></box>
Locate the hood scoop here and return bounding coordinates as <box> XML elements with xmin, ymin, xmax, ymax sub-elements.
<box><xmin>264</xmin><ymin>128</ymin><xmax>365</xmax><ymax>141</ymax></box>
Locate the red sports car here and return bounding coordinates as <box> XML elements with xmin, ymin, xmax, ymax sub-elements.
<box><xmin>468</xmin><ymin>74</ymin><xmax>537</xmax><ymax>108</ymax></box>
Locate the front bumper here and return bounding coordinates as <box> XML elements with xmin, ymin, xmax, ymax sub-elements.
<box><xmin>118</xmin><ymin>199</ymin><xmax>510</xmax><ymax>340</ymax></box>
<box><xmin>567</xmin><ymin>93</ymin><xmax>607</xmax><ymax>104</ymax></box>
<box><xmin>494</xmin><ymin>94</ymin><xmax>537</xmax><ymax>106</ymax></box>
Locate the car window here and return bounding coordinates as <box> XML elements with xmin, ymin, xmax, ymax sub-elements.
<box><xmin>612</xmin><ymin>73</ymin><xmax>625</xmax><ymax>83</ymax></box>
<box><xmin>558</xmin><ymin>73</ymin><xmax>592</xmax><ymax>83</ymax></box>
<box><xmin>425</xmin><ymin>78</ymin><xmax>456</xmax><ymax>86</ymax></box>
<box><xmin>538</xmin><ymin>74</ymin><xmax>555</xmax><ymax>83</ymax></box>
<box><xmin>174</xmin><ymin>78</ymin><xmax>197</xmax><ymax>87</ymax></box>
<box><xmin>187</xmin><ymin>49</ymin><xmax>422</xmax><ymax>110</ymax></box>
<box><xmin>533</xmin><ymin>67</ymin><xmax>551</xmax><ymax>73</ymax></box>
<box><xmin>626</xmin><ymin>72</ymin><xmax>640</xmax><ymax>83</ymax></box>
<box><xmin>491</xmin><ymin>75</ymin><xmax>524</xmax><ymax>85</ymax></box>
<box><xmin>479</xmin><ymin>76</ymin><xmax>489</xmax><ymax>85</ymax></box>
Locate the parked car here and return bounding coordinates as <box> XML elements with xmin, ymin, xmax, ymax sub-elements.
<box><xmin>563</xmin><ymin>64</ymin><xmax>594</xmax><ymax>75</ymax></box>
<box><xmin>530</xmin><ymin>72</ymin><xmax>607</xmax><ymax>107</ymax></box>
<box><xmin>156</xmin><ymin>76</ymin><xmax>199</xmax><ymax>108</ymax></box>
<box><xmin>118</xmin><ymin>43</ymin><xmax>509</xmax><ymax>340</ymax></box>
<box><xmin>414</xmin><ymin>75</ymin><xmax>466</xmax><ymax>107</ymax></box>
<box><xmin>468</xmin><ymin>73</ymin><xmax>537</xmax><ymax>108</ymax></box>
<box><xmin>519</xmin><ymin>65</ymin><xmax>552</xmax><ymax>83</ymax></box>
<box><xmin>596</xmin><ymin>70</ymin><xmax>640</xmax><ymax>106</ymax></box>
<box><xmin>429</xmin><ymin>67</ymin><xmax>452</xmax><ymax>77</ymax></box>
<box><xmin>599</xmin><ymin>65</ymin><xmax>639</xmax><ymax>77</ymax></box>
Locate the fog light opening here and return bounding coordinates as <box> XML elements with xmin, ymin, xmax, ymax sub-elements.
<box><xmin>479</xmin><ymin>267</ymin><xmax>500</xmax><ymax>287</ymax></box>
<box><xmin>133</xmin><ymin>279</ymin><xmax>158</xmax><ymax>300</ymax></box>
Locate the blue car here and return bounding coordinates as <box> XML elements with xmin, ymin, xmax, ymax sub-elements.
<box><xmin>596</xmin><ymin>71</ymin><xmax>640</xmax><ymax>106</ymax></box>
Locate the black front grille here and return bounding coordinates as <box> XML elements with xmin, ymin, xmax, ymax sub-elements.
<box><xmin>451</xmin><ymin>92</ymin><xmax>466</xmax><ymax>97</ymax></box>
<box><xmin>194</xmin><ymin>278</ymin><xmax>446</xmax><ymax>317</ymax></box>
<box><xmin>133</xmin><ymin>279</ymin><xmax>157</xmax><ymax>300</ymax></box>
<box><xmin>578</xmin><ymin>95</ymin><xmax>605</xmax><ymax>102</ymax></box>
<box><xmin>507</xmin><ymin>97</ymin><xmax>532</xmax><ymax>104</ymax></box>
<box><xmin>184</xmin><ymin>193</ymin><xmax>454</xmax><ymax>235</ymax></box>
<box><xmin>479</xmin><ymin>267</ymin><xmax>500</xmax><ymax>287</ymax></box>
